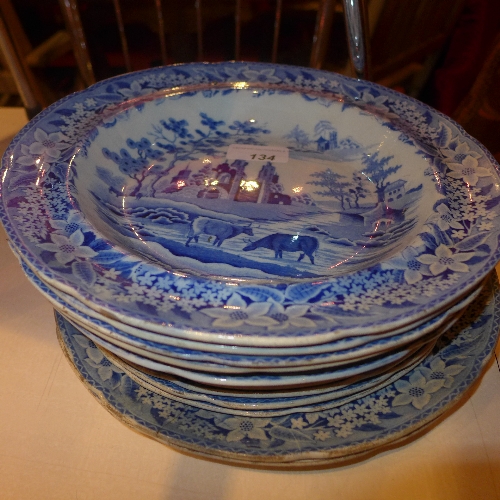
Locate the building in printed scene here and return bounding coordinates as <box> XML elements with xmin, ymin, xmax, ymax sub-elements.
<box><xmin>315</xmin><ymin>130</ymin><xmax>361</xmax><ymax>153</ymax></box>
<box><xmin>196</xmin><ymin>160</ymin><xmax>241</xmax><ymax>199</ymax></box>
<box><xmin>384</xmin><ymin>179</ymin><xmax>407</xmax><ymax>209</ymax></box>
<box><xmin>163</xmin><ymin>167</ymin><xmax>192</xmax><ymax>193</ymax></box>
<box><xmin>316</xmin><ymin>131</ymin><xmax>338</xmax><ymax>152</ymax></box>
<box><xmin>165</xmin><ymin>159</ymin><xmax>294</xmax><ymax>204</ymax></box>
<box><xmin>227</xmin><ymin>160</ymin><xmax>248</xmax><ymax>200</ymax></box>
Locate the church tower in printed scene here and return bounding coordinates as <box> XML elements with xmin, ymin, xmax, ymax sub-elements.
<box><xmin>256</xmin><ymin>161</ymin><xmax>277</xmax><ymax>203</ymax></box>
<box><xmin>227</xmin><ymin>160</ymin><xmax>248</xmax><ymax>200</ymax></box>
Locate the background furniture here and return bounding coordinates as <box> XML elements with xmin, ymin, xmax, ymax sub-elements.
<box><xmin>3</xmin><ymin>0</ymin><xmax>494</xmax><ymax>113</ymax></box>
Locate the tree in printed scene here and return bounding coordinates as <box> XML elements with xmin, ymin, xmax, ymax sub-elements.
<box><xmin>314</xmin><ymin>120</ymin><xmax>335</xmax><ymax>138</ymax></box>
<box><xmin>348</xmin><ymin>172</ymin><xmax>371</xmax><ymax>208</ymax></box>
<box><xmin>101</xmin><ymin>112</ymin><xmax>271</xmax><ymax>198</ymax></box>
<box><xmin>292</xmin><ymin>192</ymin><xmax>316</xmax><ymax>205</ymax></box>
<box><xmin>102</xmin><ymin>138</ymin><xmax>166</xmax><ymax>197</ymax></box>
<box><xmin>307</xmin><ymin>169</ymin><xmax>351</xmax><ymax>209</ymax></box>
<box><xmin>147</xmin><ymin>113</ymin><xmax>270</xmax><ymax>196</ymax></box>
<box><xmin>96</xmin><ymin>166</ymin><xmax>127</xmax><ymax>197</ymax></box>
<box><xmin>283</xmin><ymin>125</ymin><xmax>311</xmax><ymax>150</ymax></box>
<box><xmin>269</xmin><ymin>181</ymin><xmax>284</xmax><ymax>194</ymax></box>
<box><xmin>361</xmin><ymin>152</ymin><xmax>402</xmax><ymax>202</ymax></box>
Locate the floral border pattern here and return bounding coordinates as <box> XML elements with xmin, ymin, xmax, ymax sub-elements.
<box><xmin>22</xmin><ymin>255</ymin><xmax>483</xmax><ymax>371</ymax></box>
<box><xmin>57</xmin><ymin>273</ymin><xmax>499</xmax><ymax>465</ymax></box>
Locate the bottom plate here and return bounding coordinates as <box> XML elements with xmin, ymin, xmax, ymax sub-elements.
<box><xmin>56</xmin><ymin>274</ymin><xmax>500</xmax><ymax>466</ymax></box>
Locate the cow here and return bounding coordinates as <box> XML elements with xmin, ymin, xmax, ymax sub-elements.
<box><xmin>185</xmin><ymin>217</ymin><xmax>253</xmax><ymax>247</ymax></box>
<box><xmin>242</xmin><ymin>233</ymin><xmax>319</xmax><ymax>264</ymax></box>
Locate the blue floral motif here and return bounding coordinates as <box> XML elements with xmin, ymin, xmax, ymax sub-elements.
<box><xmin>73</xmin><ymin>334</ymin><xmax>124</xmax><ymax>389</ymax></box>
<box><xmin>201</xmin><ymin>293</ymin><xmax>277</xmax><ymax>328</ymax></box>
<box><xmin>393</xmin><ymin>370</ymin><xmax>444</xmax><ymax>409</ymax></box>
<box><xmin>384</xmin><ymin>247</ymin><xmax>431</xmax><ymax>285</ymax></box>
<box><xmin>49</xmin><ymin>210</ymin><xmax>88</xmax><ymax>236</ymax></box>
<box><xmin>38</xmin><ymin>229</ymin><xmax>98</xmax><ymax>265</ymax></box>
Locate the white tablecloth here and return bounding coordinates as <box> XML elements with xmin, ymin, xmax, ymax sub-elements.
<box><xmin>1</xmin><ymin>107</ymin><xmax>500</xmax><ymax>500</ymax></box>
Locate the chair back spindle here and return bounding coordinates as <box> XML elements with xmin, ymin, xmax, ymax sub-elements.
<box><xmin>58</xmin><ymin>0</ymin><xmax>95</xmax><ymax>86</ymax></box>
<box><xmin>3</xmin><ymin>0</ymin><xmax>373</xmax><ymax>116</ymax></box>
<box><xmin>342</xmin><ymin>0</ymin><xmax>371</xmax><ymax>80</ymax></box>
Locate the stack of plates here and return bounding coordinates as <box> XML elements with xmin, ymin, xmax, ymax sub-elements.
<box><xmin>2</xmin><ymin>62</ymin><xmax>500</xmax><ymax>465</ymax></box>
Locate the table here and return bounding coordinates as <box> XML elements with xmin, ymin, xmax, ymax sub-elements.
<box><xmin>1</xmin><ymin>107</ymin><xmax>500</xmax><ymax>500</ymax></box>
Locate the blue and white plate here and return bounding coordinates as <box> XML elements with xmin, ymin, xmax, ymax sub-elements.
<box><xmin>71</xmin><ymin>312</ymin><xmax>452</xmax><ymax>373</ymax></box>
<box><xmin>62</xmin><ymin>311</ymin><xmax>426</xmax><ymax>389</ymax></box>
<box><xmin>3</xmin><ymin>62</ymin><xmax>500</xmax><ymax>347</ymax></box>
<box><xmin>63</xmin><ymin>313</ymin><xmax>431</xmax><ymax>416</ymax></box>
<box><xmin>21</xmin><ymin>255</ymin><xmax>481</xmax><ymax>367</ymax></box>
<box><xmin>102</xmin><ymin>340</ymin><xmax>432</xmax><ymax>417</ymax></box>
<box><xmin>70</xmin><ymin>311</ymin><xmax>434</xmax><ymax>376</ymax></box>
<box><xmin>56</xmin><ymin>272</ymin><xmax>500</xmax><ymax>465</ymax></box>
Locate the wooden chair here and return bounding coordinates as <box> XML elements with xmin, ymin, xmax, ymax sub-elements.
<box><xmin>0</xmin><ymin>0</ymin><xmax>84</xmax><ymax>116</ymax></box>
<box><xmin>56</xmin><ymin>0</ymin><xmax>366</xmax><ymax>85</ymax></box>
<box><xmin>0</xmin><ymin>0</ymin><xmax>469</xmax><ymax>117</ymax></box>
<box><xmin>50</xmin><ymin>0</ymin><xmax>472</xmax><ymax>96</ymax></box>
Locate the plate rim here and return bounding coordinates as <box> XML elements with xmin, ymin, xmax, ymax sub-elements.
<box><xmin>3</xmin><ymin>61</ymin><xmax>500</xmax><ymax>346</ymax></box>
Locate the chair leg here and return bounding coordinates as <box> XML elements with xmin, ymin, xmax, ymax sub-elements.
<box><xmin>0</xmin><ymin>14</ymin><xmax>42</xmax><ymax>118</ymax></box>
<box><xmin>57</xmin><ymin>0</ymin><xmax>95</xmax><ymax>87</ymax></box>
